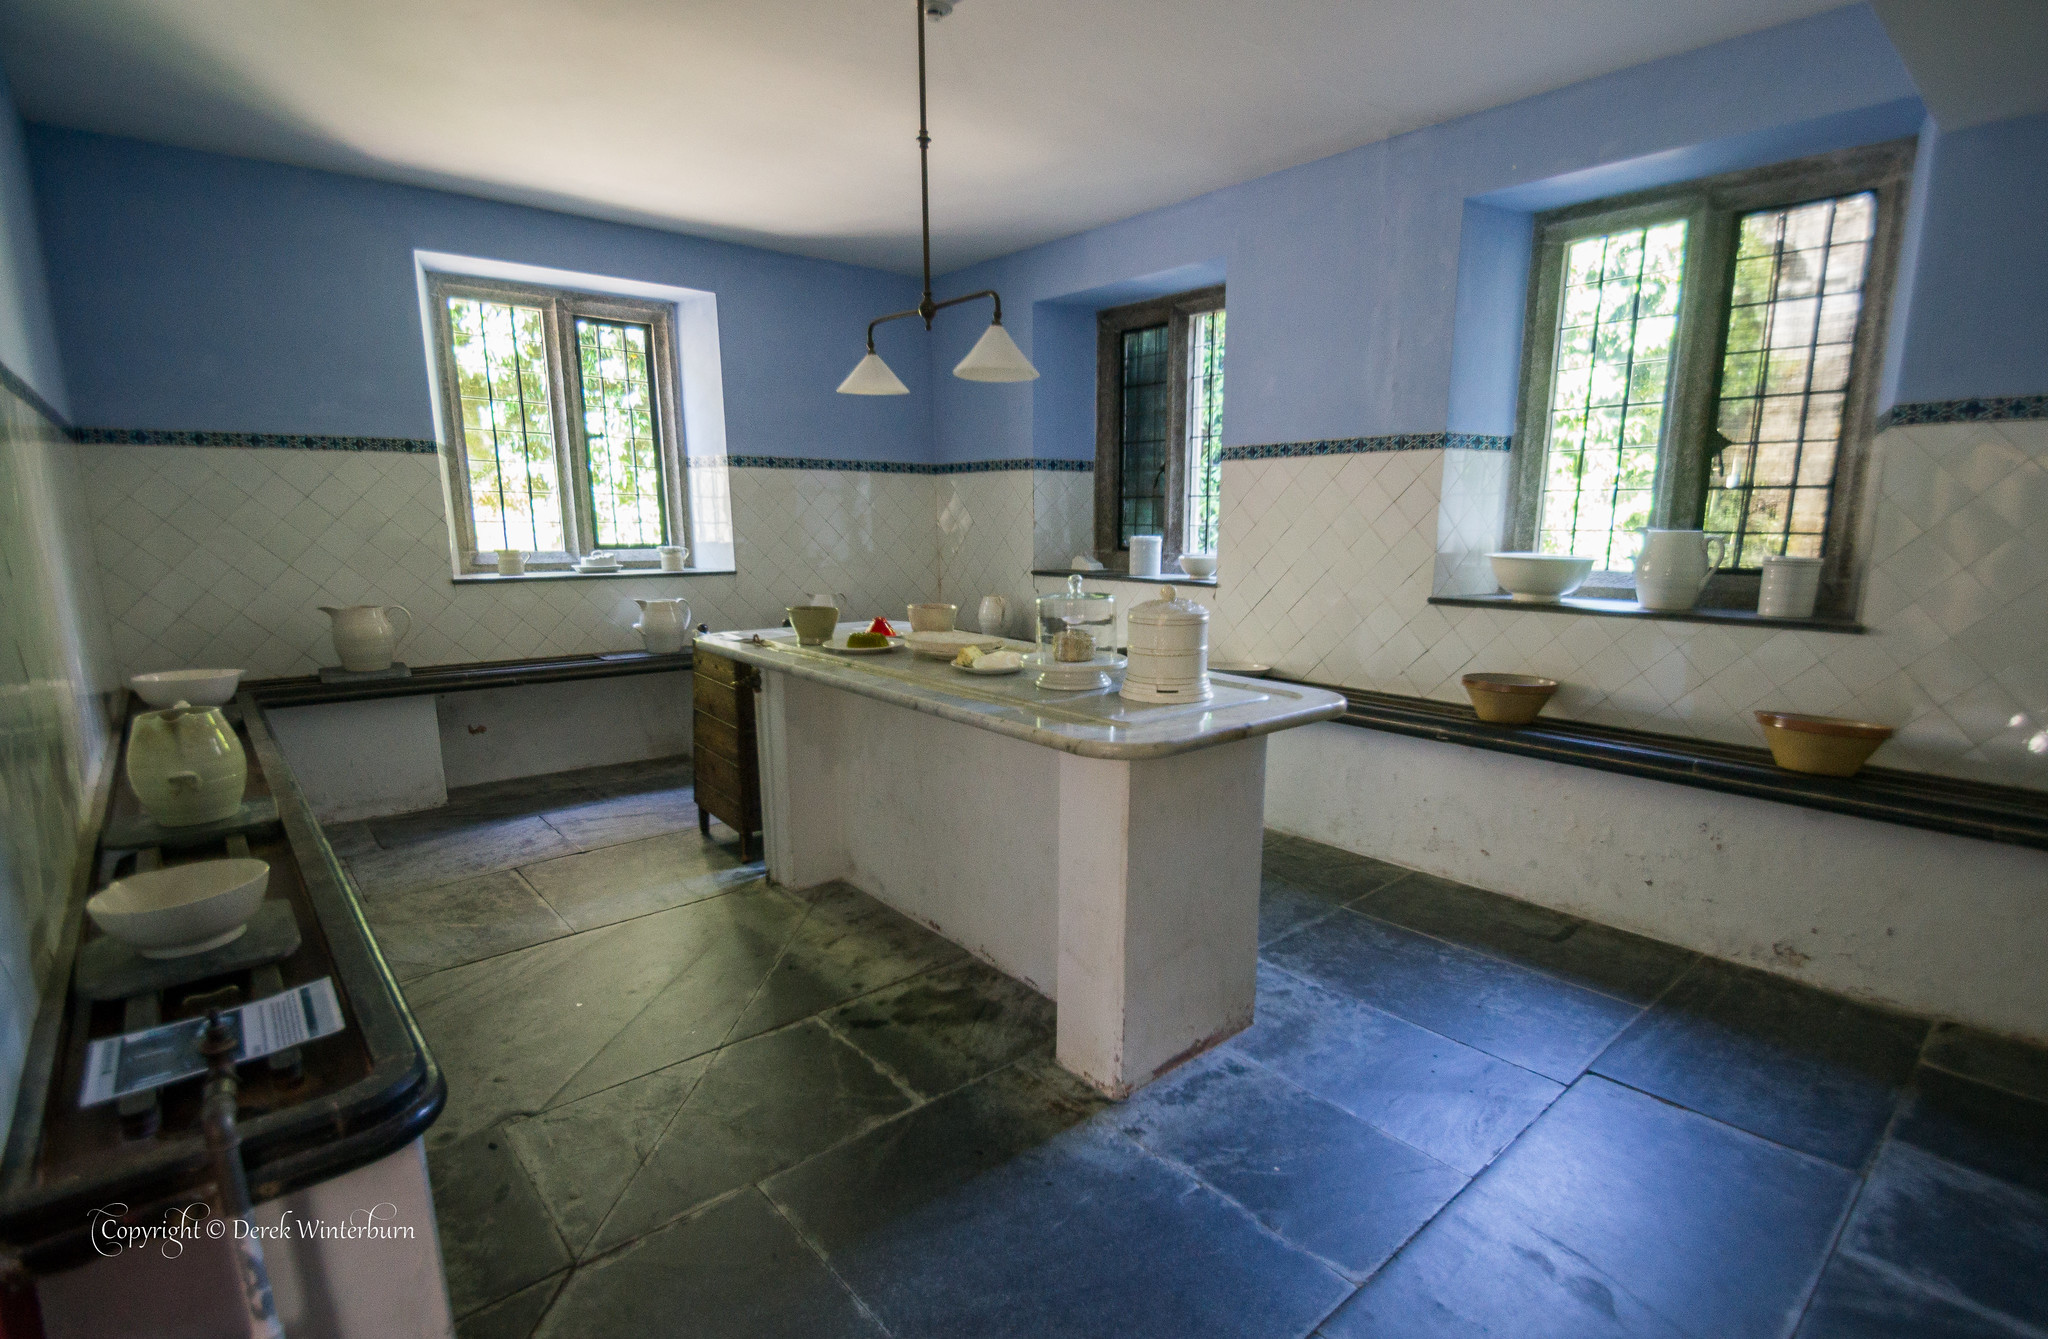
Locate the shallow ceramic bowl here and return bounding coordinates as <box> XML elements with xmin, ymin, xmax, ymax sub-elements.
<box><xmin>1178</xmin><ymin>553</ymin><xmax>1219</xmax><ymax>579</ymax></box>
<box><xmin>88</xmin><ymin>858</ymin><xmax>270</xmax><ymax>958</ymax></box>
<box><xmin>1755</xmin><ymin>711</ymin><xmax>1893</xmax><ymax>777</ymax></box>
<box><xmin>907</xmin><ymin>603</ymin><xmax>958</xmax><ymax>632</ymax></box>
<box><xmin>903</xmin><ymin>631</ymin><xmax>1005</xmax><ymax>660</ymax></box>
<box><xmin>786</xmin><ymin>605</ymin><xmax>839</xmax><ymax>646</ymax></box>
<box><xmin>1210</xmin><ymin>662</ymin><xmax>1272</xmax><ymax>678</ymax></box>
<box><xmin>1463</xmin><ymin>672</ymin><xmax>1560</xmax><ymax>725</ymax></box>
<box><xmin>131</xmin><ymin>668</ymin><xmax>243</xmax><ymax>708</ymax></box>
<box><xmin>1487</xmin><ymin>552</ymin><xmax>1595</xmax><ymax>603</ymax></box>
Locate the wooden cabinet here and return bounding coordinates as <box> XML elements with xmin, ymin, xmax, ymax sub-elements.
<box><xmin>692</xmin><ymin>646</ymin><xmax>761</xmax><ymax>859</ymax></box>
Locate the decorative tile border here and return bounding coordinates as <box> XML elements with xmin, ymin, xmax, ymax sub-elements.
<box><xmin>1880</xmin><ymin>396</ymin><xmax>2048</xmax><ymax>428</ymax></box>
<box><xmin>76</xmin><ymin>428</ymin><xmax>437</xmax><ymax>453</ymax></box>
<box><xmin>932</xmin><ymin>457</ymin><xmax>1092</xmax><ymax>474</ymax></box>
<box><xmin>703</xmin><ymin>454</ymin><xmax>1092</xmax><ymax>474</ymax></box>
<box><xmin>1221</xmin><ymin>432</ymin><xmax>1510</xmax><ymax>462</ymax></box>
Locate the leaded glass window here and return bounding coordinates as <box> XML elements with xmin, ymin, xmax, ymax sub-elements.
<box><xmin>1094</xmin><ymin>286</ymin><xmax>1225</xmax><ymax>566</ymax></box>
<box><xmin>1184</xmin><ymin>309</ymin><xmax>1226</xmax><ymax>555</ymax></box>
<box><xmin>1119</xmin><ymin>324</ymin><xmax>1171</xmax><ymax>545</ymax></box>
<box><xmin>429</xmin><ymin>275</ymin><xmax>689</xmax><ymax>571</ymax></box>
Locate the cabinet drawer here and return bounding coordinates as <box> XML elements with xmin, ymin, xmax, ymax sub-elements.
<box><xmin>693</xmin><ymin>712</ymin><xmax>751</xmax><ymax>765</ymax></box>
<box><xmin>694</xmin><ymin>748</ymin><xmax>758</xmax><ymax>826</ymax></box>
<box><xmin>693</xmin><ymin>649</ymin><xmax>748</xmax><ymax>687</ymax></box>
<box><xmin>692</xmin><ymin>673</ymin><xmax>753</xmax><ymax>729</ymax></box>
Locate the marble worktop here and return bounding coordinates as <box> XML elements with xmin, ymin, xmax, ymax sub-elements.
<box><xmin>698</xmin><ymin>627</ymin><xmax>1345</xmax><ymax>761</ymax></box>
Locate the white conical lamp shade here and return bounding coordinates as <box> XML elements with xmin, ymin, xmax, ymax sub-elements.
<box><xmin>953</xmin><ymin>322</ymin><xmax>1039</xmax><ymax>382</ymax></box>
<box><xmin>837</xmin><ymin>351</ymin><xmax>909</xmax><ymax>395</ymax></box>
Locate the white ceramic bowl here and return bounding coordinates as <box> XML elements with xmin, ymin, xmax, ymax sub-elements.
<box><xmin>1487</xmin><ymin>552</ymin><xmax>1595</xmax><ymax>603</ymax></box>
<box><xmin>131</xmin><ymin>668</ymin><xmax>244</xmax><ymax>708</ymax></box>
<box><xmin>1178</xmin><ymin>553</ymin><xmax>1219</xmax><ymax>579</ymax></box>
<box><xmin>87</xmin><ymin>858</ymin><xmax>270</xmax><ymax>958</ymax></box>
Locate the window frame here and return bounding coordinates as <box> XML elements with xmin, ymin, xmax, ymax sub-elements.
<box><xmin>1505</xmin><ymin>141</ymin><xmax>1914</xmax><ymax>617</ymax></box>
<box><xmin>1093</xmin><ymin>284</ymin><xmax>1225</xmax><ymax>568</ymax></box>
<box><xmin>427</xmin><ymin>272</ymin><xmax>689</xmax><ymax>571</ymax></box>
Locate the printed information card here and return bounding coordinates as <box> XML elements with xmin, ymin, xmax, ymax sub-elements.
<box><xmin>80</xmin><ymin>978</ymin><xmax>346</xmax><ymax>1107</ymax></box>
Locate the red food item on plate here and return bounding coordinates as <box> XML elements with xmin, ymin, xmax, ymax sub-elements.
<box><xmin>866</xmin><ymin>617</ymin><xmax>897</xmax><ymax>637</ymax></box>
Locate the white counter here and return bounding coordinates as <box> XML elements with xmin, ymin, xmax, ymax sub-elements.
<box><xmin>701</xmin><ymin>628</ymin><xmax>1344</xmax><ymax>1097</ymax></box>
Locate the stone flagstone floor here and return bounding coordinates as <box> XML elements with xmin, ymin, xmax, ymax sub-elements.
<box><xmin>332</xmin><ymin>758</ymin><xmax>2048</xmax><ymax>1339</ymax></box>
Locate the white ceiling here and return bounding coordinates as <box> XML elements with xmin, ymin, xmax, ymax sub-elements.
<box><xmin>2</xmin><ymin>0</ymin><xmax>1857</xmax><ymax>274</ymax></box>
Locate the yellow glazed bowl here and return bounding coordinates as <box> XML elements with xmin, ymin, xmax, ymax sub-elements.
<box><xmin>1755</xmin><ymin>711</ymin><xmax>1893</xmax><ymax>776</ymax></box>
<box><xmin>787</xmin><ymin>605</ymin><xmax>839</xmax><ymax>646</ymax></box>
<box><xmin>1462</xmin><ymin>673</ymin><xmax>1560</xmax><ymax>725</ymax></box>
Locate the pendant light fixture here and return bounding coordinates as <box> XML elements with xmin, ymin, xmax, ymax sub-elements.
<box><xmin>838</xmin><ymin>0</ymin><xmax>1038</xmax><ymax>395</ymax></box>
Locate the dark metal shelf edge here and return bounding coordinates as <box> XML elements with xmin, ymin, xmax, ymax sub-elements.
<box><xmin>1311</xmin><ymin>683</ymin><xmax>2048</xmax><ymax>851</ymax></box>
<box><xmin>247</xmin><ymin>649</ymin><xmax>694</xmax><ymax>706</ymax></box>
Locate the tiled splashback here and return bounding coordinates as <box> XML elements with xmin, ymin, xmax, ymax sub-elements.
<box><xmin>1214</xmin><ymin>420</ymin><xmax>2048</xmax><ymax>788</ymax></box>
<box><xmin>80</xmin><ymin>445</ymin><xmax>1094</xmax><ymax>678</ymax></box>
<box><xmin>82</xmin><ymin>446</ymin><xmax>941</xmax><ymax>679</ymax></box>
<box><xmin>0</xmin><ymin>382</ymin><xmax>115</xmax><ymax>1148</ymax></box>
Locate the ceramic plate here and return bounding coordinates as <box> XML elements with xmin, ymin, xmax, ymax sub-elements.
<box><xmin>820</xmin><ymin>637</ymin><xmax>902</xmax><ymax>655</ymax></box>
<box><xmin>953</xmin><ymin>659</ymin><xmax>1023</xmax><ymax>676</ymax></box>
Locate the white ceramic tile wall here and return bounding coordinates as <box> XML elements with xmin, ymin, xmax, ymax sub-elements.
<box><xmin>1213</xmin><ymin>421</ymin><xmax>2048</xmax><ymax>788</ymax></box>
<box><xmin>1032</xmin><ymin>468</ymin><xmax>1096</xmax><ymax>570</ymax></box>
<box><xmin>0</xmin><ymin>385</ymin><xmax>116</xmax><ymax>1148</ymax></box>
<box><xmin>1434</xmin><ymin>447</ymin><xmax>1511</xmax><ymax>597</ymax></box>
<box><xmin>935</xmin><ymin>470</ymin><xmax>1037</xmax><ymax>637</ymax></box>
<box><xmin>81</xmin><ymin>446</ymin><xmax>940</xmax><ymax>680</ymax></box>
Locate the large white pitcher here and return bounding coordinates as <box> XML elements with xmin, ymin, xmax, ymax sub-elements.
<box><xmin>634</xmin><ymin>598</ymin><xmax>693</xmax><ymax>655</ymax></box>
<box><xmin>1633</xmin><ymin>530</ymin><xmax>1726</xmax><ymax>612</ymax></box>
<box><xmin>320</xmin><ymin>604</ymin><xmax>411</xmax><ymax>671</ymax></box>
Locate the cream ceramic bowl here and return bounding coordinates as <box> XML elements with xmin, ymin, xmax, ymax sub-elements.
<box><xmin>88</xmin><ymin>858</ymin><xmax>270</xmax><ymax>958</ymax></box>
<box><xmin>1487</xmin><ymin>552</ymin><xmax>1595</xmax><ymax>603</ymax></box>
<box><xmin>131</xmin><ymin>669</ymin><xmax>243</xmax><ymax>708</ymax></box>
<box><xmin>1178</xmin><ymin>553</ymin><xmax>1219</xmax><ymax>579</ymax></box>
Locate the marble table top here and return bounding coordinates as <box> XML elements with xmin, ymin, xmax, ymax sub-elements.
<box><xmin>698</xmin><ymin>627</ymin><xmax>1345</xmax><ymax>761</ymax></box>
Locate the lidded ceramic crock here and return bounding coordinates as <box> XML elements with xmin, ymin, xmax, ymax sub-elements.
<box><xmin>1121</xmin><ymin>585</ymin><xmax>1212</xmax><ymax>704</ymax></box>
<box><xmin>126</xmin><ymin>699</ymin><xmax>248</xmax><ymax>827</ymax></box>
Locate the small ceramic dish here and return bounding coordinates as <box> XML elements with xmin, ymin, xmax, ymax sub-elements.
<box><xmin>131</xmin><ymin>668</ymin><xmax>244</xmax><ymax>708</ymax></box>
<box><xmin>903</xmin><ymin>631</ymin><xmax>1005</xmax><ymax>661</ymax></box>
<box><xmin>819</xmin><ymin>636</ymin><xmax>902</xmax><ymax>655</ymax></box>
<box><xmin>1755</xmin><ymin>711</ymin><xmax>1894</xmax><ymax>776</ymax></box>
<box><xmin>1462</xmin><ymin>672</ymin><xmax>1560</xmax><ymax>725</ymax></box>
<box><xmin>1210</xmin><ymin>662</ymin><xmax>1272</xmax><ymax>678</ymax></box>
<box><xmin>88</xmin><ymin>858</ymin><xmax>270</xmax><ymax>958</ymax></box>
<box><xmin>953</xmin><ymin>658</ymin><xmax>1023</xmax><ymax>676</ymax></box>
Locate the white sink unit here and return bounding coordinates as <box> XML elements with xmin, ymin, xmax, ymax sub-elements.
<box><xmin>700</xmin><ymin>628</ymin><xmax>1345</xmax><ymax>1098</ymax></box>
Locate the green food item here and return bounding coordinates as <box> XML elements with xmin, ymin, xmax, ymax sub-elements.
<box><xmin>845</xmin><ymin>631</ymin><xmax>890</xmax><ymax>649</ymax></box>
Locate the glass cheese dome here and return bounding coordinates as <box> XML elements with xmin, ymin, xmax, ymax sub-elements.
<box><xmin>1034</xmin><ymin>574</ymin><xmax>1116</xmax><ymax>664</ymax></box>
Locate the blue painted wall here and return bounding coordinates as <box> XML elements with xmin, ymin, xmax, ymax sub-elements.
<box><xmin>28</xmin><ymin>127</ymin><xmax>932</xmax><ymax>462</ymax></box>
<box><xmin>1888</xmin><ymin>111</ymin><xmax>2048</xmax><ymax>404</ymax></box>
<box><xmin>928</xmin><ymin>5</ymin><xmax>1946</xmax><ymax>461</ymax></box>
<box><xmin>0</xmin><ymin>72</ymin><xmax>66</xmax><ymax>418</ymax></box>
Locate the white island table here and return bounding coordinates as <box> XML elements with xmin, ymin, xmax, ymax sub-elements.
<box><xmin>699</xmin><ymin>628</ymin><xmax>1346</xmax><ymax>1097</ymax></box>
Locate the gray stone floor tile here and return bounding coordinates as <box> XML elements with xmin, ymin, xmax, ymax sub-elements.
<box><xmin>573</xmin><ymin>755</ymin><xmax>693</xmax><ymax>798</ymax></box>
<box><xmin>1271</xmin><ymin>835</ymin><xmax>1411</xmax><ymax>902</ymax></box>
<box><xmin>1837</xmin><ymin>1140</ymin><xmax>2048</xmax><ymax>1332</ymax></box>
<box><xmin>535</xmin><ymin>1190</ymin><xmax>886</xmax><ymax>1339</ymax></box>
<box><xmin>1359</xmin><ymin>873</ymin><xmax>1696</xmax><ymax>1004</ymax></box>
<box><xmin>504</xmin><ymin>1057</ymin><xmax>711</xmax><ymax>1256</ymax></box>
<box><xmin>1462</xmin><ymin>1076</ymin><xmax>1858</xmax><ymax>1339</ymax></box>
<box><xmin>824</xmin><ymin>959</ymin><xmax>1054</xmax><ymax>1100</ymax></box>
<box><xmin>1795</xmin><ymin>1252</ymin><xmax>2032</xmax><ymax>1339</ymax></box>
<box><xmin>455</xmin><ymin>1273</ymin><xmax>565</xmax><ymax>1339</ymax></box>
<box><xmin>1322</xmin><ymin>1191</ymin><xmax>1692</xmax><ymax>1339</ymax></box>
<box><xmin>1117</xmin><ymin>1050</ymin><xmax>1466</xmax><ymax>1277</ymax></box>
<box><xmin>588</xmin><ymin>1020</ymin><xmax>913</xmax><ymax>1253</ymax></box>
<box><xmin>1264</xmin><ymin>906</ymin><xmax>1642</xmax><ymax>1082</ymax></box>
<box><xmin>1258</xmin><ymin>865</ymin><xmax>1353</xmax><ymax>944</ymax></box>
<box><xmin>539</xmin><ymin>787</ymin><xmax>700</xmax><ymax>851</ymax></box>
<box><xmin>407</xmin><ymin>886</ymin><xmax>810</xmax><ymax>1143</ymax></box>
<box><xmin>519</xmin><ymin>829</ymin><xmax>753</xmax><ymax>932</ymax></box>
<box><xmin>725</xmin><ymin>882</ymin><xmax>970</xmax><ymax>1043</ymax></box>
<box><xmin>1593</xmin><ymin>957</ymin><xmax>1926</xmax><ymax>1168</ymax></box>
<box><xmin>371</xmin><ymin>776</ymin><xmax>599</xmax><ymax>848</ymax></box>
<box><xmin>322</xmin><ymin>820</ymin><xmax>380</xmax><ymax>857</ymax></box>
<box><xmin>428</xmin><ymin>1127</ymin><xmax>572</xmax><ymax>1318</ymax></box>
<box><xmin>1922</xmin><ymin>1022</ymin><xmax>2048</xmax><ymax>1105</ymax></box>
<box><xmin>1229</xmin><ymin>963</ymin><xmax>1561</xmax><ymax>1174</ymax></box>
<box><xmin>349</xmin><ymin>816</ymin><xmax>578</xmax><ymax>898</ymax></box>
<box><xmin>768</xmin><ymin>1069</ymin><xmax>1350</xmax><ymax>1339</ymax></box>
<box><xmin>362</xmin><ymin>870</ymin><xmax>572</xmax><ymax>982</ymax></box>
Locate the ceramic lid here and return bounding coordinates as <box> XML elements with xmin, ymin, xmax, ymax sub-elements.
<box><xmin>1127</xmin><ymin>585</ymin><xmax>1209</xmax><ymax>626</ymax></box>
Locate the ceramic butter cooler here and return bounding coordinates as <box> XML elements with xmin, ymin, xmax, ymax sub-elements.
<box><xmin>1122</xmin><ymin>584</ymin><xmax>1212</xmax><ymax>704</ymax></box>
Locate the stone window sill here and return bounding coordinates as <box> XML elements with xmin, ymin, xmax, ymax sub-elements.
<box><xmin>1429</xmin><ymin>593</ymin><xmax>1864</xmax><ymax>634</ymax></box>
<box><xmin>452</xmin><ymin>567</ymin><xmax>732</xmax><ymax>584</ymax></box>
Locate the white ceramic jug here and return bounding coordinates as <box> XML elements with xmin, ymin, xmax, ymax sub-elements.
<box><xmin>320</xmin><ymin>604</ymin><xmax>411</xmax><ymax>671</ymax></box>
<box><xmin>126</xmin><ymin>700</ymin><xmax>248</xmax><ymax>826</ymax></box>
<box><xmin>1633</xmin><ymin>530</ymin><xmax>1726</xmax><ymax>612</ymax></box>
<box><xmin>634</xmin><ymin>598</ymin><xmax>693</xmax><ymax>655</ymax></box>
<box><xmin>978</xmin><ymin>594</ymin><xmax>1008</xmax><ymax>636</ymax></box>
